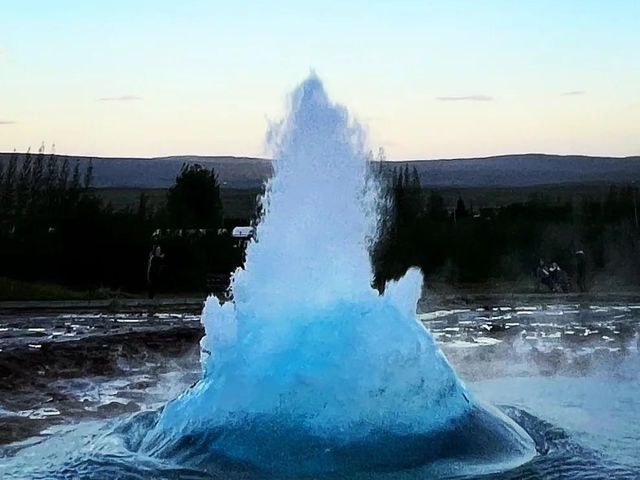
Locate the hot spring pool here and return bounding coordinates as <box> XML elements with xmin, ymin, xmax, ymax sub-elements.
<box><xmin>1</xmin><ymin>76</ymin><xmax>638</xmax><ymax>479</ymax></box>
<box><xmin>1</xmin><ymin>302</ymin><xmax>638</xmax><ymax>479</ymax></box>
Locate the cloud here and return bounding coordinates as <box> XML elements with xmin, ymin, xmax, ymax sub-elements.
<box><xmin>436</xmin><ymin>95</ymin><xmax>493</xmax><ymax>102</ymax></box>
<box><xmin>0</xmin><ymin>120</ymin><xmax>16</xmax><ymax>125</ymax></box>
<box><xmin>562</xmin><ymin>90</ymin><xmax>585</xmax><ymax>96</ymax></box>
<box><xmin>97</xmin><ymin>95</ymin><xmax>142</xmax><ymax>102</ymax></box>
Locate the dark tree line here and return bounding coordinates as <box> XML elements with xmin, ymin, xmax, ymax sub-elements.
<box><xmin>373</xmin><ymin>166</ymin><xmax>640</xmax><ymax>291</ymax></box>
<box><xmin>2</xmin><ymin>151</ymin><xmax>639</xmax><ymax>297</ymax></box>
<box><xmin>0</xmin><ymin>156</ymin><xmax>243</xmax><ymax>296</ymax></box>
<box><xmin>0</xmin><ymin>148</ymin><xmax>93</xmax><ymax>227</ymax></box>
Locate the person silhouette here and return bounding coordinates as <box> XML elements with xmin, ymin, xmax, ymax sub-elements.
<box><xmin>147</xmin><ymin>244</ymin><xmax>165</xmax><ymax>299</ymax></box>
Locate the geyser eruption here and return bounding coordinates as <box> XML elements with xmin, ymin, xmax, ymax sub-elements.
<box><xmin>140</xmin><ymin>75</ymin><xmax>535</xmax><ymax>476</ymax></box>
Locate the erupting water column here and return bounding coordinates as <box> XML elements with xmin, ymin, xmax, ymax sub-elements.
<box><xmin>140</xmin><ymin>75</ymin><xmax>535</xmax><ymax>477</ymax></box>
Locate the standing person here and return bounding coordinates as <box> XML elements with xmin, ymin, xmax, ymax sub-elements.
<box><xmin>576</xmin><ymin>250</ymin><xmax>587</xmax><ymax>292</ymax></box>
<box><xmin>549</xmin><ymin>262</ymin><xmax>570</xmax><ymax>293</ymax></box>
<box><xmin>548</xmin><ymin>262</ymin><xmax>560</xmax><ymax>292</ymax></box>
<box><xmin>536</xmin><ymin>259</ymin><xmax>552</xmax><ymax>292</ymax></box>
<box><xmin>147</xmin><ymin>244</ymin><xmax>165</xmax><ymax>299</ymax></box>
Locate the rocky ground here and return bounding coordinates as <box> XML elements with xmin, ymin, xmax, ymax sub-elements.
<box><xmin>0</xmin><ymin>310</ymin><xmax>203</xmax><ymax>445</ymax></box>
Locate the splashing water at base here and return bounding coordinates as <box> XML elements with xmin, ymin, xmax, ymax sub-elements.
<box><xmin>134</xmin><ymin>75</ymin><xmax>535</xmax><ymax>476</ymax></box>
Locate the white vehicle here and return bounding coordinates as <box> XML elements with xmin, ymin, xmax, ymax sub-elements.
<box><xmin>231</xmin><ymin>226</ymin><xmax>255</xmax><ymax>239</ymax></box>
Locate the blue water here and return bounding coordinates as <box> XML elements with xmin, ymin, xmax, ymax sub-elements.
<box><xmin>476</xmin><ymin>377</ymin><xmax>640</xmax><ymax>476</ymax></box>
<box><xmin>3</xmin><ymin>76</ymin><xmax>633</xmax><ymax>478</ymax></box>
<box><xmin>136</xmin><ymin>75</ymin><xmax>533</xmax><ymax>475</ymax></box>
<box><xmin>1</xmin><ymin>304</ymin><xmax>639</xmax><ymax>478</ymax></box>
<box><xmin>2</xmin><ymin>371</ymin><xmax>638</xmax><ymax>479</ymax></box>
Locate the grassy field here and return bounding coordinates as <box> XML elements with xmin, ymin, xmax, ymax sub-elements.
<box><xmin>93</xmin><ymin>183</ymin><xmax>610</xmax><ymax>221</ymax></box>
<box><xmin>0</xmin><ymin>277</ymin><xmax>86</xmax><ymax>301</ymax></box>
<box><xmin>0</xmin><ymin>277</ymin><xmax>148</xmax><ymax>301</ymax></box>
<box><xmin>93</xmin><ymin>188</ymin><xmax>167</xmax><ymax>211</ymax></box>
<box><xmin>428</xmin><ymin>183</ymin><xmax>614</xmax><ymax>209</ymax></box>
<box><xmin>93</xmin><ymin>187</ymin><xmax>263</xmax><ymax>220</ymax></box>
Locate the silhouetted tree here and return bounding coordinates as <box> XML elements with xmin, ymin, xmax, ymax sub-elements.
<box><xmin>167</xmin><ymin>164</ymin><xmax>223</xmax><ymax>229</ymax></box>
<box><xmin>83</xmin><ymin>159</ymin><xmax>94</xmax><ymax>189</ymax></box>
<box><xmin>0</xmin><ymin>152</ymin><xmax>18</xmax><ymax>217</ymax></box>
<box><xmin>29</xmin><ymin>147</ymin><xmax>45</xmax><ymax>213</ymax></box>
<box><xmin>455</xmin><ymin>196</ymin><xmax>469</xmax><ymax>220</ymax></box>
<box><xmin>16</xmin><ymin>149</ymin><xmax>33</xmax><ymax>215</ymax></box>
<box><xmin>426</xmin><ymin>191</ymin><xmax>447</xmax><ymax>222</ymax></box>
<box><xmin>137</xmin><ymin>192</ymin><xmax>148</xmax><ymax>221</ymax></box>
<box><xmin>410</xmin><ymin>166</ymin><xmax>420</xmax><ymax>190</ymax></box>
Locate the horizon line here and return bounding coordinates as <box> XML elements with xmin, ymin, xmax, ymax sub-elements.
<box><xmin>1</xmin><ymin>151</ymin><xmax>639</xmax><ymax>162</ymax></box>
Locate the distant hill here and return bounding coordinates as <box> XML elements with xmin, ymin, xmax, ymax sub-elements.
<box><xmin>0</xmin><ymin>154</ymin><xmax>273</xmax><ymax>189</ymax></box>
<box><xmin>400</xmin><ymin>154</ymin><xmax>640</xmax><ymax>188</ymax></box>
<box><xmin>1</xmin><ymin>152</ymin><xmax>639</xmax><ymax>189</ymax></box>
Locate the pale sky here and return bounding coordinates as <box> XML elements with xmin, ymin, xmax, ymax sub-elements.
<box><xmin>1</xmin><ymin>0</ymin><xmax>639</xmax><ymax>160</ymax></box>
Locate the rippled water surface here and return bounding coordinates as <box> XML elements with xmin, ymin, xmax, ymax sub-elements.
<box><xmin>423</xmin><ymin>303</ymin><xmax>640</xmax><ymax>479</ymax></box>
<box><xmin>1</xmin><ymin>302</ymin><xmax>639</xmax><ymax>479</ymax></box>
<box><xmin>0</xmin><ymin>310</ymin><xmax>201</xmax><ymax>352</ymax></box>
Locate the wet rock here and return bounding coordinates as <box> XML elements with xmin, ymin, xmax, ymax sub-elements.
<box><xmin>96</xmin><ymin>401</ymin><xmax>140</xmax><ymax>416</ymax></box>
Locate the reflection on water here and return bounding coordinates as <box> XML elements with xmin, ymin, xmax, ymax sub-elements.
<box><xmin>0</xmin><ymin>310</ymin><xmax>201</xmax><ymax>446</ymax></box>
<box><xmin>419</xmin><ymin>303</ymin><xmax>640</xmax><ymax>478</ymax></box>
<box><xmin>420</xmin><ymin>303</ymin><xmax>640</xmax><ymax>379</ymax></box>
<box><xmin>0</xmin><ymin>311</ymin><xmax>201</xmax><ymax>352</ymax></box>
